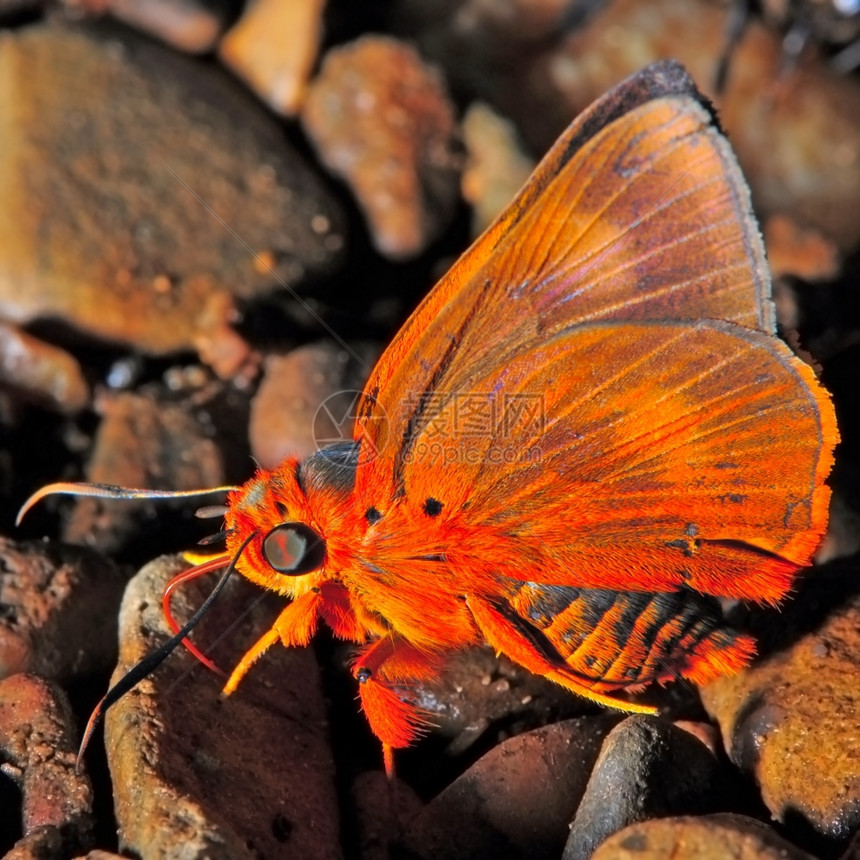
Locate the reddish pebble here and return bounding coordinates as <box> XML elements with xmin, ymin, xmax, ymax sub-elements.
<box><xmin>0</xmin><ymin>537</ymin><xmax>123</xmax><ymax>683</ymax></box>
<box><xmin>303</xmin><ymin>36</ymin><xmax>461</xmax><ymax>260</ymax></box>
<box><xmin>219</xmin><ymin>0</ymin><xmax>325</xmax><ymax>116</ymax></box>
<box><xmin>0</xmin><ymin>674</ymin><xmax>94</xmax><ymax>856</ymax></box>
<box><xmin>249</xmin><ymin>341</ymin><xmax>378</xmax><ymax>469</ymax></box>
<box><xmin>0</xmin><ymin>321</ymin><xmax>89</xmax><ymax>414</ymax></box>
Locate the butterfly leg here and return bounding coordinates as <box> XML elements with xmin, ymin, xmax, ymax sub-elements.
<box><xmin>352</xmin><ymin>636</ymin><xmax>443</xmax><ymax>777</ymax></box>
<box><xmin>466</xmin><ymin>595</ymin><xmax>658</xmax><ymax>713</ymax></box>
<box><xmin>222</xmin><ymin>589</ymin><xmax>322</xmax><ymax>696</ymax></box>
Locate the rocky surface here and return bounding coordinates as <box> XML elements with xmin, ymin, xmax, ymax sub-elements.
<box><xmin>103</xmin><ymin>555</ymin><xmax>341</xmax><ymax>860</ymax></box>
<box><xmin>0</xmin><ymin>538</ymin><xmax>123</xmax><ymax>683</ymax></box>
<box><xmin>563</xmin><ymin>715</ymin><xmax>728</xmax><ymax>860</ymax></box>
<box><xmin>1</xmin><ymin>3</ymin><xmax>858</xmax><ymax>858</ymax></box>
<box><xmin>0</xmin><ymin>674</ymin><xmax>94</xmax><ymax>857</ymax></box>
<box><xmin>701</xmin><ymin>560</ymin><xmax>860</xmax><ymax>843</ymax></box>
<box><xmin>0</xmin><ymin>23</ymin><xmax>345</xmax><ymax>357</ymax></box>
<box><xmin>302</xmin><ymin>35</ymin><xmax>461</xmax><ymax>261</ymax></box>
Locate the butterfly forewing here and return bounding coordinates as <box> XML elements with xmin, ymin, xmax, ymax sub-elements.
<box><xmin>354</xmin><ymin>61</ymin><xmax>775</xmax><ymax>505</ymax></box>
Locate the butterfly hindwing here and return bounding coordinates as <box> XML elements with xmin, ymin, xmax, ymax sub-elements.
<box><xmin>400</xmin><ymin>320</ymin><xmax>834</xmax><ymax>602</ymax></box>
<box><xmin>498</xmin><ymin>579</ymin><xmax>754</xmax><ymax>693</ymax></box>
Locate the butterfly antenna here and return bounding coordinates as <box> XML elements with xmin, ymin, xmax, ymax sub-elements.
<box><xmin>162</xmin><ymin>554</ymin><xmax>235</xmax><ymax>675</ymax></box>
<box><xmin>16</xmin><ymin>482</ymin><xmax>240</xmax><ymax>526</ymax></box>
<box><xmin>76</xmin><ymin>531</ymin><xmax>256</xmax><ymax>772</ymax></box>
<box><xmin>165</xmin><ymin>589</ymin><xmax>271</xmax><ymax>697</ymax></box>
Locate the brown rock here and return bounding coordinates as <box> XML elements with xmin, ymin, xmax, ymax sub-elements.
<box><xmin>461</xmin><ymin>102</ymin><xmax>534</xmax><ymax>237</ymax></box>
<box><xmin>410</xmin><ymin>645</ymin><xmax>596</xmax><ymax>757</ymax></box>
<box><xmin>397</xmin><ymin>716</ymin><xmax>617</xmax><ymax>860</ymax></box>
<box><xmin>0</xmin><ymin>674</ymin><xmax>94</xmax><ymax>856</ymax></box>
<box><xmin>103</xmin><ymin>554</ymin><xmax>342</xmax><ymax>860</ymax></box>
<box><xmin>350</xmin><ymin>770</ymin><xmax>424</xmax><ymax>860</ymax></box>
<box><xmin>302</xmin><ymin>35</ymin><xmax>461</xmax><ymax>260</ymax></box>
<box><xmin>0</xmin><ymin>538</ymin><xmax>123</xmax><ymax>682</ymax></box>
<box><xmin>60</xmin><ymin>389</ymin><xmax>226</xmax><ymax>554</ymax></box>
<box><xmin>0</xmin><ymin>23</ymin><xmax>345</xmax><ymax>356</ymax></box>
<box><xmin>591</xmin><ymin>813</ymin><xmax>816</xmax><ymax>860</ymax></box>
<box><xmin>401</xmin><ymin>0</ymin><xmax>860</xmax><ymax>250</ymax></box>
<box><xmin>701</xmin><ymin>560</ymin><xmax>860</xmax><ymax>841</ymax></box>
<box><xmin>564</xmin><ymin>715</ymin><xmax>726</xmax><ymax>860</ymax></box>
<box><xmin>75</xmin><ymin>0</ymin><xmax>229</xmax><ymax>54</ymax></box>
<box><xmin>0</xmin><ymin>322</ymin><xmax>89</xmax><ymax>414</ymax></box>
<box><xmin>764</xmin><ymin>215</ymin><xmax>841</xmax><ymax>283</ymax></box>
<box><xmin>249</xmin><ymin>340</ymin><xmax>378</xmax><ymax>469</ymax></box>
<box><xmin>191</xmin><ymin>290</ymin><xmax>261</xmax><ymax>384</ymax></box>
<box><xmin>219</xmin><ymin>0</ymin><xmax>325</xmax><ymax>116</ymax></box>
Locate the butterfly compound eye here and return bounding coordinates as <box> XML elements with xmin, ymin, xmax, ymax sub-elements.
<box><xmin>262</xmin><ymin>523</ymin><xmax>326</xmax><ymax>575</ymax></box>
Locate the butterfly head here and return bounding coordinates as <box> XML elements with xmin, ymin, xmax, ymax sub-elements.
<box><xmin>225</xmin><ymin>458</ymin><xmax>327</xmax><ymax>597</ymax></box>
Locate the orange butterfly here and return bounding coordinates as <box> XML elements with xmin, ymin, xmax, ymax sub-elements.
<box><xmin>20</xmin><ymin>61</ymin><xmax>837</xmax><ymax>776</ymax></box>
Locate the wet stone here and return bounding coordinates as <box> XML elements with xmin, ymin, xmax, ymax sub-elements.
<box><xmin>249</xmin><ymin>340</ymin><xmax>379</xmax><ymax>469</ymax></box>
<box><xmin>0</xmin><ymin>23</ymin><xmax>346</xmax><ymax>356</ymax></box>
<box><xmin>302</xmin><ymin>35</ymin><xmax>461</xmax><ymax>261</ymax></box>
<box><xmin>397</xmin><ymin>716</ymin><xmax>618</xmax><ymax>860</ymax></box>
<box><xmin>701</xmin><ymin>559</ymin><xmax>860</xmax><ymax>843</ymax></box>
<box><xmin>0</xmin><ymin>538</ymin><xmax>124</xmax><ymax>683</ymax></box>
<box><xmin>218</xmin><ymin>0</ymin><xmax>325</xmax><ymax>116</ymax></box>
<box><xmin>591</xmin><ymin>813</ymin><xmax>816</xmax><ymax>860</ymax></box>
<box><xmin>0</xmin><ymin>673</ymin><xmax>94</xmax><ymax>857</ymax></box>
<box><xmin>104</xmin><ymin>554</ymin><xmax>342</xmax><ymax>860</ymax></box>
<box><xmin>0</xmin><ymin>323</ymin><xmax>89</xmax><ymax>415</ymax></box>
<box><xmin>461</xmin><ymin>102</ymin><xmax>534</xmax><ymax>237</ymax></box>
<box><xmin>563</xmin><ymin>714</ymin><xmax>727</xmax><ymax>860</ymax></box>
<box><xmin>85</xmin><ymin>0</ymin><xmax>230</xmax><ymax>54</ymax></box>
<box><xmin>60</xmin><ymin>389</ymin><xmax>226</xmax><ymax>555</ymax></box>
